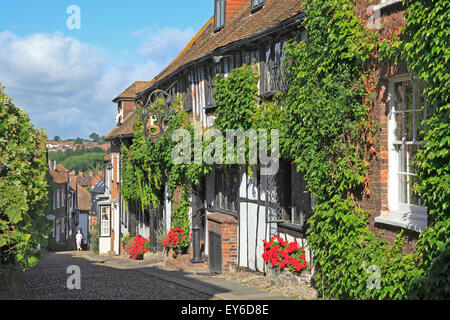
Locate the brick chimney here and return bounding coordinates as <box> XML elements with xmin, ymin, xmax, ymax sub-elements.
<box><xmin>226</xmin><ymin>0</ymin><xmax>248</xmax><ymax>24</ymax></box>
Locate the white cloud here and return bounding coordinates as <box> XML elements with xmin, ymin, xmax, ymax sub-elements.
<box><xmin>135</xmin><ymin>27</ymin><xmax>195</xmax><ymax>65</ymax></box>
<box><xmin>0</xmin><ymin>26</ymin><xmax>195</xmax><ymax>139</ymax></box>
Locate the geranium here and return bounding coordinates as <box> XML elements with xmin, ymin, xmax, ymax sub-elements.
<box><xmin>162</xmin><ymin>227</ymin><xmax>190</xmax><ymax>253</ymax></box>
<box><xmin>126</xmin><ymin>234</ymin><xmax>151</xmax><ymax>260</ymax></box>
<box><xmin>262</xmin><ymin>235</ymin><xmax>308</xmax><ymax>274</ymax></box>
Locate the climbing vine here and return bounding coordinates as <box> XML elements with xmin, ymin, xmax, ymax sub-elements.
<box><xmin>121</xmin><ymin>97</ymin><xmax>212</xmax><ymax>232</ymax></box>
<box><xmin>120</xmin><ymin>0</ymin><xmax>448</xmax><ymax>299</ymax></box>
<box><xmin>279</xmin><ymin>0</ymin><xmax>449</xmax><ymax>299</ymax></box>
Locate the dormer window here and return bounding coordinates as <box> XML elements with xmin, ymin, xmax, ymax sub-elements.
<box><xmin>116</xmin><ymin>101</ymin><xmax>124</xmax><ymax>125</ymax></box>
<box><xmin>251</xmin><ymin>0</ymin><xmax>265</xmax><ymax>12</ymax></box>
<box><xmin>215</xmin><ymin>0</ymin><xmax>226</xmax><ymax>31</ymax></box>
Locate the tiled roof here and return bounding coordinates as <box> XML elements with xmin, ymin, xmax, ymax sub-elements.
<box><xmin>104</xmin><ymin>109</ymin><xmax>137</xmax><ymax>141</ymax></box>
<box><xmin>77</xmin><ymin>176</ymin><xmax>94</xmax><ymax>187</ymax></box>
<box><xmin>56</xmin><ymin>164</ymin><xmax>69</xmax><ymax>172</ymax></box>
<box><xmin>69</xmin><ymin>177</ymin><xmax>77</xmax><ymax>191</ymax></box>
<box><xmin>104</xmin><ymin>154</ymin><xmax>112</xmax><ymax>161</ymax></box>
<box><xmin>49</xmin><ymin>169</ymin><xmax>67</xmax><ymax>184</ymax></box>
<box><xmin>92</xmin><ymin>180</ymin><xmax>105</xmax><ymax>194</ymax></box>
<box><xmin>142</xmin><ymin>0</ymin><xmax>304</xmax><ymax>94</ymax></box>
<box><xmin>77</xmin><ymin>186</ymin><xmax>91</xmax><ymax>211</ymax></box>
<box><xmin>112</xmin><ymin>81</ymin><xmax>155</xmax><ymax>102</ymax></box>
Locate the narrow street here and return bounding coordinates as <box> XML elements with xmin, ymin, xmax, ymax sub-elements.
<box><xmin>5</xmin><ymin>251</ymin><xmax>209</xmax><ymax>300</ymax></box>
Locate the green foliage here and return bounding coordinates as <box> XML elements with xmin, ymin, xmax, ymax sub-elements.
<box><xmin>121</xmin><ymin>97</ymin><xmax>210</xmax><ymax>232</ymax></box>
<box><xmin>279</xmin><ymin>0</ymin><xmax>449</xmax><ymax>299</ymax></box>
<box><xmin>61</xmin><ymin>152</ymin><xmax>107</xmax><ymax>174</ymax></box>
<box><xmin>401</xmin><ymin>0</ymin><xmax>450</xmax><ymax>224</ymax></box>
<box><xmin>400</xmin><ymin>0</ymin><xmax>450</xmax><ymax>299</ymax></box>
<box><xmin>49</xmin><ymin>147</ymin><xmax>108</xmax><ymax>174</ymax></box>
<box><xmin>90</xmin><ymin>221</ymin><xmax>100</xmax><ymax>254</ymax></box>
<box><xmin>214</xmin><ymin>65</ymin><xmax>259</xmax><ymax>131</ymax></box>
<box><xmin>89</xmin><ymin>132</ymin><xmax>101</xmax><ymax>143</ymax></box>
<box><xmin>0</xmin><ymin>85</ymin><xmax>50</xmax><ymax>269</ymax></box>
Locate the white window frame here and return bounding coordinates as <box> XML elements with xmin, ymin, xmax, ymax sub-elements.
<box><xmin>100</xmin><ymin>206</ymin><xmax>111</xmax><ymax>237</ymax></box>
<box><xmin>376</xmin><ymin>74</ymin><xmax>428</xmax><ymax>232</ymax></box>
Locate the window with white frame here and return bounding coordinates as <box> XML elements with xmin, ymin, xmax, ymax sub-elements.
<box><xmin>387</xmin><ymin>75</ymin><xmax>428</xmax><ymax>229</ymax></box>
<box><xmin>100</xmin><ymin>206</ymin><xmax>111</xmax><ymax>237</ymax></box>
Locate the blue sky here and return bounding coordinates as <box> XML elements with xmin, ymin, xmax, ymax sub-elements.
<box><xmin>0</xmin><ymin>1</ymin><xmax>214</xmax><ymax>140</ymax></box>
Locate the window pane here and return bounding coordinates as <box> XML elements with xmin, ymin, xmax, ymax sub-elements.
<box><xmin>394</xmin><ymin>82</ymin><xmax>404</xmax><ymax>111</ymax></box>
<box><xmin>395</xmin><ymin>112</ymin><xmax>403</xmax><ymax>141</ymax></box>
<box><xmin>398</xmin><ymin>173</ymin><xmax>407</xmax><ymax>204</ymax></box>
<box><xmin>405</xmin><ymin>111</ymin><xmax>414</xmax><ymax>141</ymax></box>
<box><xmin>409</xmin><ymin>175</ymin><xmax>420</xmax><ymax>206</ymax></box>
<box><xmin>409</xmin><ymin>144</ymin><xmax>419</xmax><ymax>173</ymax></box>
<box><xmin>398</xmin><ymin>144</ymin><xmax>407</xmax><ymax>173</ymax></box>
<box><xmin>416</xmin><ymin>111</ymin><xmax>427</xmax><ymax>141</ymax></box>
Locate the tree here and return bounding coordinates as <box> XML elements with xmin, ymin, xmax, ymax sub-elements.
<box><xmin>0</xmin><ymin>85</ymin><xmax>50</xmax><ymax>269</ymax></box>
<box><xmin>89</xmin><ymin>132</ymin><xmax>100</xmax><ymax>142</ymax></box>
<box><xmin>74</xmin><ymin>137</ymin><xmax>83</xmax><ymax>145</ymax></box>
<box><xmin>53</xmin><ymin>136</ymin><xmax>61</xmax><ymax>141</ymax></box>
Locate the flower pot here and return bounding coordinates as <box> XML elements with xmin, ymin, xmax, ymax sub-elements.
<box><xmin>168</xmin><ymin>248</ymin><xmax>177</xmax><ymax>259</ymax></box>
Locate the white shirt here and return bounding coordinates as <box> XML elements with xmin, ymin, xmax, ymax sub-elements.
<box><xmin>76</xmin><ymin>233</ymin><xmax>83</xmax><ymax>242</ymax></box>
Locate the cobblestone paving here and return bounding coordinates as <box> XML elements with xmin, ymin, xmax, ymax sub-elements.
<box><xmin>5</xmin><ymin>251</ymin><xmax>209</xmax><ymax>300</ymax></box>
<box><xmin>219</xmin><ymin>270</ymin><xmax>318</xmax><ymax>300</ymax></box>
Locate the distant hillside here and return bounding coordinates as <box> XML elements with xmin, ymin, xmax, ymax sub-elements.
<box><xmin>48</xmin><ymin>147</ymin><xmax>110</xmax><ymax>174</ymax></box>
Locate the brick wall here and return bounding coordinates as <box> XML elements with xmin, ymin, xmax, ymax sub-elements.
<box><xmin>226</xmin><ymin>0</ymin><xmax>248</xmax><ymax>24</ymax></box>
<box><xmin>357</xmin><ymin>4</ymin><xmax>420</xmax><ymax>253</ymax></box>
<box><xmin>206</xmin><ymin>212</ymin><xmax>238</xmax><ymax>271</ymax></box>
<box><xmin>121</xmin><ymin>100</ymin><xmax>135</xmax><ymax>120</ymax></box>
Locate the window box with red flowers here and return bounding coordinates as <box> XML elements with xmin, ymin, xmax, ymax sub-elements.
<box><xmin>262</xmin><ymin>235</ymin><xmax>309</xmax><ymax>276</ymax></box>
<box><xmin>160</xmin><ymin>227</ymin><xmax>191</xmax><ymax>258</ymax></box>
<box><xmin>126</xmin><ymin>234</ymin><xmax>151</xmax><ymax>260</ymax></box>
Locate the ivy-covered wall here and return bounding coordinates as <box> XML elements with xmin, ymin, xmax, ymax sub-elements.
<box><xmin>120</xmin><ymin>0</ymin><xmax>448</xmax><ymax>299</ymax></box>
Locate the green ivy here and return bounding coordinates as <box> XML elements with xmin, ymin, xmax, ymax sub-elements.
<box><xmin>119</xmin><ymin>0</ymin><xmax>448</xmax><ymax>299</ymax></box>
<box><xmin>279</xmin><ymin>0</ymin><xmax>449</xmax><ymax>299</ymax></box>
<box><xmin>121</xmin><ymin>97</ymin><xmax>212</xmax><ymax>234</ymax></box>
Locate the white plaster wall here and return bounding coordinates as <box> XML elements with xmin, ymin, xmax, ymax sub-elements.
<box><xmin>99</xmin><ymin>237</ymin><xmax>110</xmax><ymax>255</ymax></box>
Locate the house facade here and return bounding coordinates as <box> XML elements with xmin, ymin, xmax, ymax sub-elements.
<box><xmin>48</xmin><ymin>159</ymin><xmax>94</xmax><ymax>250</ymax></box>
<box><xmin>103</xmin><ymin>0</ymin><xmax>426</xmax><ymax>275</ymax></box>
<box><xmin>102</xmin><ymin>81</ymin><xmax>154</xmax><ymax>255</ymax></box>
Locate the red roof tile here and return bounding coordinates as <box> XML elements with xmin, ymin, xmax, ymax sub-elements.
<box><xmin>113</xmin><ymin>81</ymin><xmax>155</xmax><ymax>102</ymax></box>
<box><xmin>142</xmin><ymin>0</ymin><xmax>304</xmax><ymax>93</ymax></box>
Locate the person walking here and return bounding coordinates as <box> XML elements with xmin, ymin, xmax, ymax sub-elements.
<box><xmin>76</xmin><ymin>230</ymin><xmax>83</xmax><ymax>251</ymax></box>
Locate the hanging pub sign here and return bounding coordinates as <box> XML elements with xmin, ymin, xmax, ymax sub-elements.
<box><xmin>137</xmin><ymin>89</ymin><xmax>172</xmax><ymax>142</ymax></box>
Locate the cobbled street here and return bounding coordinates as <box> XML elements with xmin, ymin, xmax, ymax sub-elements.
<box><xmin>4</xmin><ymin>251</ymin><xmax>209</xmax><ymax>300</ymax></box>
